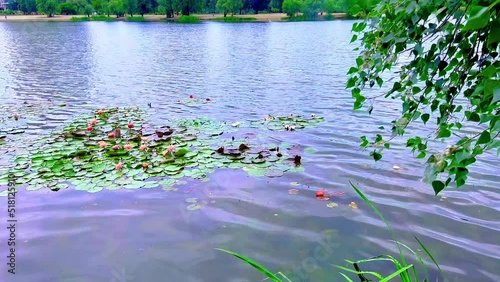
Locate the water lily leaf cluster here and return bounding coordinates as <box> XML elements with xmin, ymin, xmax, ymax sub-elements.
<box><xmin>247</xmin><ymin>114</ymin><xmax>325</xmax><ymax>131</ymax></box>
<box><xmin>0</xmin><ymin>107</ymin><xmax>325</xmax><ymax>195</ymax></box>
<box><xmin>348</xmin><ymin>0</ymin><xmax>500</xmax><ymax>194</ymax></box>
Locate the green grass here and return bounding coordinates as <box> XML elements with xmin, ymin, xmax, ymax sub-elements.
<box><xmin>71</xmin><ymin>15</ymin><xmax>115</xmax><ymax>22</ymax></box>
<box><xmin>217</xmin><ymin>182</ymin><xmax>442</xmax><ymax>282</ymax></box>
<box><xmin>177</xmin><ymin>15</ymin><xmax>200</xmax><ymax>23</ymax></box>
<box><xmin>126</xmin><ymin>16</ymin><xmax>145</xmax><ymax>21</ymax></box>
<box><xmin>282</xmin><ymin>14</ymin><xmax>336</xmax><ymax>21</ymax></box>
<box><xmin>213</xmin><ymin>16</ymin><xmax>257</xmax><ymax>22</ymax></box>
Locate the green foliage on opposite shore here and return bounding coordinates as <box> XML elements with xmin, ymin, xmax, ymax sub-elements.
<box><xmin>213</xmin><ymin>16</ymin><xmax>257</xmax><ymax>21</ymax></box>
<box><xmin>177</xmin><ymin>15</ymin><xmax>200</xmax><ymax>22</ymax></box>
<box><xmin>71</xmin><ymin>15</ymin><xmax>115</xmax><ymax>21</ymax></box>
<box><xmin>281</xmin><ymin>13</ymin><xmax>335</xmax><ymax>21</ymax></box>
<box><xmin>126</xmin><ymin>15</ymin><xmax>145</xmax><ymax>21</ymax></box>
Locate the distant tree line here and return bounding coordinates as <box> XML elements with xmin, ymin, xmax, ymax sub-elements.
<box><xmin>6</xmin><ymin>0</ymin><xmax>378</xmax><ymax>18</ymax></box>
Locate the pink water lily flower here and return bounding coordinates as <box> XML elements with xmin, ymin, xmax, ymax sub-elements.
<box><xmin>124</xmin><ymin>143</ymin><xmax>133</xmax><ymax>150</ymax></box>
<box><xmin>139</xmin><ymin>144</ymin><xmax>148</xmax><ymax>151</ymax></box>
<box><xmin>99</xmin><ymin>142</ymin><xmax>108</xmax><ymax>148</ymax></box>
<box><xmin>115</xmin><ymin>162</ymin><xmax>123</xmax><ymax>170</ymax></box>
<box><xmin>141</xmin><ymin>137</ymin><xmax>148</xmax><ymax>142</ymax></box>
<box><xmin>167</xmin><ymin>144</ymin><xmax>176</xmax><ymax>153</ymax></box>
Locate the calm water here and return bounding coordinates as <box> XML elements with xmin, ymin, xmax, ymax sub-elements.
<box><xmin>0</xmin><ymin>21</ymin><xmax>499</xmax><ymax>282</ymax></box>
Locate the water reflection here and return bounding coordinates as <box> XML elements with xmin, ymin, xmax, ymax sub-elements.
<box><xmin>0</xmin><ymin>21</ymin><xmax>498</xmax><ymax>282</ymax></box>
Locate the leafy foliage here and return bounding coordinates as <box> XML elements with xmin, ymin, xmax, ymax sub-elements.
<box><xmin>348</xmin><ymin>0</ymin><xmax>500</xmax><ymax>194</ymax></box>
<box><xmin>281</xmin><ymin>0</ymin><xmax>302</xmax><ymax>17</ymax></box>
<box><xmin>216</xmin><ymin>0</ymin><xmax>244</xmax><ymax>16</ymax></box>
<box><xmin>108</xmin><ymin>0</ymin><xmax>125</xmax><ymax>17</ymax></box>
<box><xmin>58</xmin><ymin>2</ymin><xmax>78</xmax><ymax>15</ymax></box>
<box><xmin>35</xmin><ymin>0</ymin><xmax>57</xmax><ymax>16</ymax></box>
<box><xmin>172</xmin><ymin>0</ymin><xmax>204</xmax><ymax>15</ymax></box>
<box><xmin>124</xmin><ymin>0</ymin><xmax>137</xmax><ymax>15</ymax></box>
<box><xmin>157</xmin><ymin>0</ymin><xmax>174</xmax><ymax>17</ymax></box>
<box><xmin>137</xmin><ymin>0</ymin><xmax>151</xmax><ymax>16</ymax></box>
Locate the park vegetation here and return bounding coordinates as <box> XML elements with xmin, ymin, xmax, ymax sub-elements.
<box><xmin>4</xmin><ymin>0</ymin><xmax>378</xmax><ymax>19</ymax></box>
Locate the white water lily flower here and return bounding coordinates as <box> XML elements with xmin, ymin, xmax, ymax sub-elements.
<box><xmin>232</xmin><ymin>122</ymin><xmax>240</xmax><ymax>127</ymax></box>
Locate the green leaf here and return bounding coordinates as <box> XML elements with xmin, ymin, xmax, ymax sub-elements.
<box><xmin>478</xmin><ymin>65</ymin><xmax>497</xmax><ymax>77</ymax></box>
<box><xmin>174</xmin><ymin>148</ymin><xmax>189</xmax><ymax>157</ymax></box>
<box><xmin>93</xmin><ymin>163</ymin><xmax>106</xmax><ymax>173</ymax></box>
<box><xmin>477</xmin><ymin>130</ymin><xmax>491</xmax><ymax>145</ymax></box>
<box><xmin>436</xmin><ymin>127</ymin><xmax>451</xmax><ymax>138</ymax></box>
<box><xmin>370</xmin><ymin>151</ymin><xmax>382</xmax><ymax>161</ymax></box>
<box><xmin>492</xmin><ymin>88</ymin><xmax>500</xmax><ymax>104</ymax></box>
<box><xmin>464</xmin><ymin>6</ymin><xmax>490</xmax><ymax>31</ymax></box>
<box><xmin>432</xmin><ymin>180</ymin><xmax>445</xmax><ymax>195</ymax></box>
<box><xmin>216</xmin><ymin>249</ymin><xmax>283</xmax><ymax>282</ymax></box>
<box><xmin>487</xmin><ymin>19</ymin><xmax>500</xmax><ymax>45</ymax></box>
<box><xmin>421</xmin><ymin>113</ymin><xmax>430</xmax><ymax>124</ymax></box>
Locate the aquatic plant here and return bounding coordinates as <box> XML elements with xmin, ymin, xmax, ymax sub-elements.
<box><xmin>0</xmin><ymin>107</ymin><xmax>324</xmax><ymax>195</ymax></box>
<box><xmin>217</xmin><ymin>183</ymin><xmax>441</xmax><ymax>282</ymax></box>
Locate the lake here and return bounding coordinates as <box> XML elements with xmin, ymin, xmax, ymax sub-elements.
<box><xmin>0</xmin><ymin>20</ymin><xmax>499</xmax><ymax>282</ymax></box>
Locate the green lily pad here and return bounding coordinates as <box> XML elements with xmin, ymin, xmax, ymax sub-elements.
<box><xmin>246</xmin><ymin>168</ymin><xmax>267</xmax><ymax>177</ymax></box>
<box><xmin>304</xmin><ymin>147</ymin><xmax>318</xmax><ymax>154</ymax></box>
<box><xmin>124</xmin><ymin>181</ymin><xmax>145</xmax><ymax>189</ymax></box>
<box><xmin>174</xmin><ymin>148</ymin><xmax>189</xmax><ymax>157</ymax></box>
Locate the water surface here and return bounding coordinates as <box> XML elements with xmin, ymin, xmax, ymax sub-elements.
<box><xmin>0</xmin><ymin>21</ymin><xmax>499</xmax><ymax>282</ymax></box>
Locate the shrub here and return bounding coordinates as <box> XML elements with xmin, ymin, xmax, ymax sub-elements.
<box><xmin>125</xmin><ymin>15</ymin><xmax>145</xmax><ymax>21</ymax></box>
<box><xmin>213</xmin><ymin>16</ymin><xmax>256</xmax><ymax>22</ymax></box>
<box><xmin>177</xmin><ymin>15</ymin><xmax>200</xmax><ymax>23</ymax></box>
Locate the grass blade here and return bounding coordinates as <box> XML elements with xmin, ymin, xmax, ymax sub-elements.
<box><xmin>339</xmin><ymin>272</ymin><xmax>356</xmax><ymax>282</ymax></box>
<box><xmin>334</xmin><ymin>265</ymin><xmax>385</xmax><ymax>280</ymax></box>
<box><xmin>380</xmin><ymin>264</ymin><xmax>415</xmax><ymax>282</ymax></box>
<box><xmin>277</xmin><ymin>272</ymin><xmax>292</xmax><ymax>282</ymax></box>
<box><xmin>349</xmin><ymin>181</ymin><xmax>391</xmax><ymax>230</ymax></box>
<box><xmin>216</xmin><ymin>248</ymin><xmax>282</xmax><ymax>282</ymax></box>
<box><xmin>349</xmin><ymin>182</ymin><xmax>410</xmax><ymax>276</ymax></box>
<box><xmin>415</xmin><ymin>236</ymin><xmax>441</xmax><ymax>273</ymax></box>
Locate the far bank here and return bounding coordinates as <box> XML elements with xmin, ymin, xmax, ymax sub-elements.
<box><xmin>0</xmin><ymin>13</ymin><xmax>347</xmax><ymax>23</ymax></box>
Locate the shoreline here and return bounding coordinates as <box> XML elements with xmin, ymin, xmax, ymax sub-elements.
<box><xmin>0</xmin><ymin>13</ymin><xmax>347</xmax><ymax>23</ymax></box>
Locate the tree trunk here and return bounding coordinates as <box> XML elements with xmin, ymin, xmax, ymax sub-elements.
<box><xmin>239</xmin><ymin>8</ymin><xmax>241</xmax><ymax>14</ymax></box>
<box><xmin>223</xmin><ymin>11</ymin><xmax>227</xmax><ymax>17</ymax></box>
